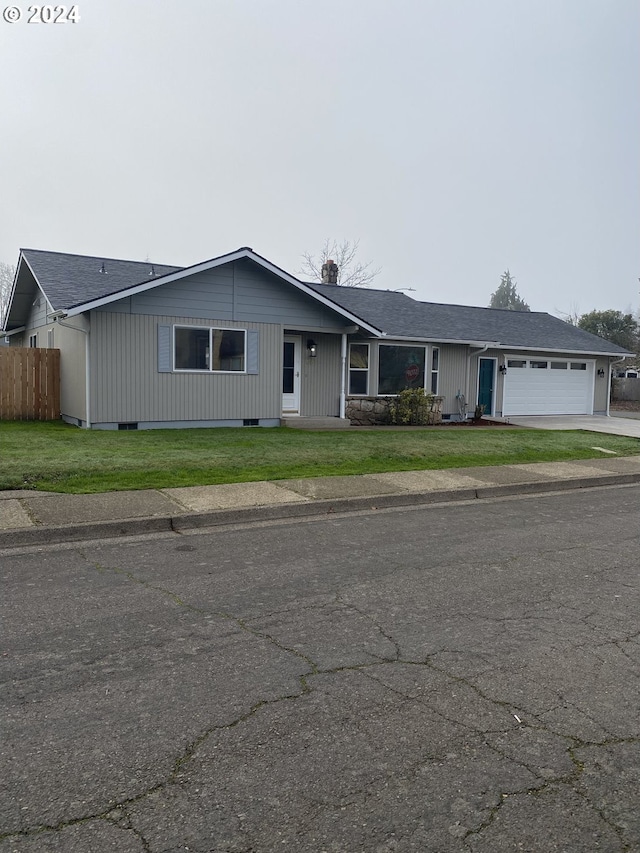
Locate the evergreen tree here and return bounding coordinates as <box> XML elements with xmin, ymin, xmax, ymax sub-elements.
<box><xmin>489</xmin><ymin>270</ymin><xmax>530</xmax><ymax>311</ymax></box>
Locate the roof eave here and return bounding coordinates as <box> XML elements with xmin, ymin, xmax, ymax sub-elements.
<box><xmin>4</xmin><ymin>253</ymin><xmax>43</xmax><ymax>329</ymax></box>
<box><xmin>354</xmin><ymin>334</ymin><xmax>630</xmax><ymax>357</ymax></box>
<box><xmin>500</xmin><ymin>344</ymin><xmax>632</xmax><ymax>357</ymax></box>
<box><xmin>375</xmin><ymin>334</ymin><xmax>501</xmax><ymax>346</ymax></box>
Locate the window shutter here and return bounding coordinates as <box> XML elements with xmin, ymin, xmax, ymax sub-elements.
<box><xmin>158</xmin><ymin>324</ymin><xmax>172</xmax><ymax>373</ymax></box>
<box><xmin>246</xmin><ymin>330</ymin><xmax>259</xmax><ymax>374</ymax></box>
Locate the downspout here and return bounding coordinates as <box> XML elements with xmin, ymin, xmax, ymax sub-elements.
<box><xmin>85</xmin><ymin>330</ymin><xmax>91</xmax><ymax>428</ymax></box>
<box><xmin>607</xmin><ymin>356</ymin><xmax>627</xmax><ymax>416</ymax></box>
<box><xmin>340</xmin><ymin>332</ymin><xmax>347</xmax><ymax>419</ymax></box>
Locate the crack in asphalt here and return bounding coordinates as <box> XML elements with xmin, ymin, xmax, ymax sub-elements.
<box><xmin>334</xmin><ymin>591</ymin><xmax>402</xmax><ymax>661</ymax></box>
<box><xmin>3</xmin><ymin>552</ymin><xmax>638</xmax><ymax>850</ymax></box>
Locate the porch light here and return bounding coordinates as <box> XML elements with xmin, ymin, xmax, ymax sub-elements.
<box><xmin>307</xmin><ymin>339</ymin><xmax>317</xmax><ymax>358</ymax></box>
<box><xmin>597</xmin><ymin>368</ymin><xmax>605</xmax><ymax>377</ymax></box>
<box><xmin>499</xmin><ymin>364</ymin><xmax>507</xmax><ymax>375</ymax></box>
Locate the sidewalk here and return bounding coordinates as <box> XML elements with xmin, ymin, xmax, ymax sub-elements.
<box><xmin>2</xmin><ymin>455</ymin><xmax>640</xmax><ymax>548</ymax></box>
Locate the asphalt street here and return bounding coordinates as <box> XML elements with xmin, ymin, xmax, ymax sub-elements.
<box><xmin>2</xmin><ymin>485</ymin><xmax>640</xmax><ymax>852</ymax></box>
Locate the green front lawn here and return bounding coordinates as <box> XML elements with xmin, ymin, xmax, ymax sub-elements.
<box><xmin>0</xmin><ymin>420</ymin><xmax>638</xmax><ymax>494</ymax></box>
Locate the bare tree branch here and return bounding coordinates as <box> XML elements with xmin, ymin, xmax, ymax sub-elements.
<box><xmin>0</xmin><ymin>261</ymin><xmax>16</xmax><ymax>330</ymax></box>
<box><xmin>298</xmin><ymin>239</ymin><xmax>381</xmax><ymax>287</ymax></box>
<box><xmin>555</xmin><ymin>302</ymin><xmax>581</xmax><ymax>326</ymax></box>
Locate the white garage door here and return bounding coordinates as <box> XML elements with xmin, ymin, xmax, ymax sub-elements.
<box><xmin>502</xmin><ymin>357</ymin><xmax>594</xmax><ymax>416</ymax></box>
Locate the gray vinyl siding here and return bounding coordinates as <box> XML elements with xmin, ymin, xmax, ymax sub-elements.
<box><xmin>436</xmin><ymin>345</ymin><xmax>468</xmax><ymax>415</ymax></box>
<box><xmin>19</xmin><ymin>289</ymin><xmax>51</xmax><ymax>349</ymax></box>
<box><xmin>25</xmin><ymin>291</ymin><xmax>49</xmax><ymax>329</ymax></box>
<box><xmin>96</xmin><ymin>259</ymin><xmax>352</xmax><ymax>331</ymax></box>
<box><xmin>300</xmin><ymin>333</ymin><xmax>342</xmax><ymax>416</ymax></box>
<box><xmin>90</xmin><ymin>311</ymin><xmax>281</xmax><ymax>425</ymax></box>
<box><xmin>57</xmin><ymin>318</ymin><xmax>87</xmax><ymax>423</ymax></box>
<box><xmin>593</xmin><ymin>357</ymin><xmax>609</xmax><ymax>413</ymax></box>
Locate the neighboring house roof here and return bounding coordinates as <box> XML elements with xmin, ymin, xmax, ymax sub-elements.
<box><xmin>5</xmin><ymin>247</ymin><xmax>632</xmax><ymax>357</ymax></box>
<box><xmin>308</xmin><ymin>283</ymin><xmax>632</xmax><ymax>356</ymax></box>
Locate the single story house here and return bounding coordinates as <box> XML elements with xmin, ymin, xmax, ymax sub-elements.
<box><xmin>2</xmin><ymin>246</ymin><xmax>631</xmax><ymax>429</ymax></box>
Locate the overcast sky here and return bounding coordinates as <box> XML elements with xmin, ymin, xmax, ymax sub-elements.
<box><xmin>1</xmin><ymin>0</ymin><xmax>638</xmax><ymax>316</ymax></box>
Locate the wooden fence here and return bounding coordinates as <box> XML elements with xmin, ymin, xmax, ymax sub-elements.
<box><xmin>0</xmin><ymin>348</ymin><xmax>61</xmax><ymax>420</ymax></box>
<box><xmin>612</xmin><ymin>377</ymin><xmax>640</xmax><ymax>403</ymax></box>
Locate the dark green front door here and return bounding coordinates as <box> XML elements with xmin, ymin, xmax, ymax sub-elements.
<box><xmin>478</xmin><ymin>358</ymin><xmax>495</xmax><ymax>415</ymax></box>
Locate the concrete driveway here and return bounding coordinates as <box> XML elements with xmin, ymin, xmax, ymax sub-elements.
<box><xmin>508</xmin><ymin>413</ymin><xmax>640</xmax><ymax>437</ymax></box>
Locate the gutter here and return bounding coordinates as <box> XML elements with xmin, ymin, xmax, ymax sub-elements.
<box><xmin>377</xmin><ymin>334</ymin><xmax>499</xmax><ymax>346</ymax></box>
<box><xmin>379</xmin><ymin>336</ymin><xmax>629</xmax><ymax>359</ymax></box>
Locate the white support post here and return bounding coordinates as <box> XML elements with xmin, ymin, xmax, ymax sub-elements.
<box><xmin>340</xmin><ymin>333</ymin><xmax>347</xmax><ymax>419</ymax></box>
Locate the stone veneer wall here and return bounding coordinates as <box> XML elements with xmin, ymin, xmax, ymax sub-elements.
<box><xmin>346</xmin><ymin>396</ymin><xmax>444</xmax><ymax>426</ymax></box>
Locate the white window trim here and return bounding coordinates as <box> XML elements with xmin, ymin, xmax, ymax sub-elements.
<box><xmin>173</xmin><ymin>324</ymin><xmax>248</xmax><ymax>374</ymax></box>
<box><xmin>348</xmin><ymin>342</ymin><xmax>370</xmax><ymax>396</ymax></box>
<box><xmin>430</xmin><ymin>346</ymin><xmax>440</xmax><ymax>395</ymax></box>
<box><xmin>505</xmin><ymin>355</ymin><xmax>595</xmax><ymax>371</ymax></box>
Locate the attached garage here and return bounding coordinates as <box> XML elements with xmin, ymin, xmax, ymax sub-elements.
<box><xmin>502</xmin><ymin>357</ymin><xmax>594</xmax><ymax>416</ymax></box>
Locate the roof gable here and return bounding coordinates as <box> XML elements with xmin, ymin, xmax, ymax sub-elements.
<box><xmin>12</xmin><ymin>247</ymin><xmax>380</xmax><ymax>335</ymax></box>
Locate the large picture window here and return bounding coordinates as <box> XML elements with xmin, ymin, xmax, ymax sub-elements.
<box><xmin>349</xmin><ymin>343</ymin><xmax>369</xmax><ymax>395</ymax></box>
<box><xmin>377</xmin><ymin>345</ymin><xmax>426</xmax><ymax>395</ymax></box>
<box><xmin>174</xmin><ymin>326</ymin><xmax>246</xmax><ymax>372</ymax></box>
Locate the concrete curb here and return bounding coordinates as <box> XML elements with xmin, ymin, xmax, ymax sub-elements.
<box><xmin>0</xmin><ymin>516</ymin><xmax>174</xmax><ymax>549</ymax></box>
<box><xmin>2</xmin><ymin>472</ymin><xmax>639</xmax><ymax>549</ymax></box>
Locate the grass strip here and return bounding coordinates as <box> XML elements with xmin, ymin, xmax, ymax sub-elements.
<box><xmin>0</xmin><ymin>420</ymin><xmax>638</xmax><ymax>494</ymax></box>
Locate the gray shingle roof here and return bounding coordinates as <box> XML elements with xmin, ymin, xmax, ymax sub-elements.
<box><xmin>14</xmin><ymin>249</ymin><xmax>631</xmax><ymax>356</ymax></box>
<box><xmin>307</xmin><ymin>283</ymin><xmax>632</xmax><ymax>356</ymax></box>
<box><xmin>21</xmin><ymin>249</ymin><xmax>183</xmax><ymax>310</ymax></box>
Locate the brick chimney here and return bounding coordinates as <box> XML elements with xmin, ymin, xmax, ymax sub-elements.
<box><xmin>321</xmin><ymin>259</ymin><xmax>339</xmax><ymax>284</ymax></box>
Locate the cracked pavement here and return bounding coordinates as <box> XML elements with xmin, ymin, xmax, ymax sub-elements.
<box><xmin>1</xmin><ymin>485</ymin><xmax>639</xmax><ymax>852</ymax></box>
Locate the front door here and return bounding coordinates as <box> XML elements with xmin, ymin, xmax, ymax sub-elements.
<box><xmin>478</xmin><ymin>357</ymin><xmax>495</xmax><ymax>416</ymax></box>
<box><xmin>282</xmin><ymin>336</ymin><xmax>301</xmax><ymax>414</ymax></box>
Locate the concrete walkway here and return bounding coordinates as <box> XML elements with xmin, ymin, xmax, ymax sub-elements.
<box><xmin>508</xmin><ymin>413</ymin><xmax>640</xmax><ymax>437</ymax></box>
<box><xmin>2</xmin><ymin>454</ymin><xmax>640</xmax><ymax>548</ymax></box>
